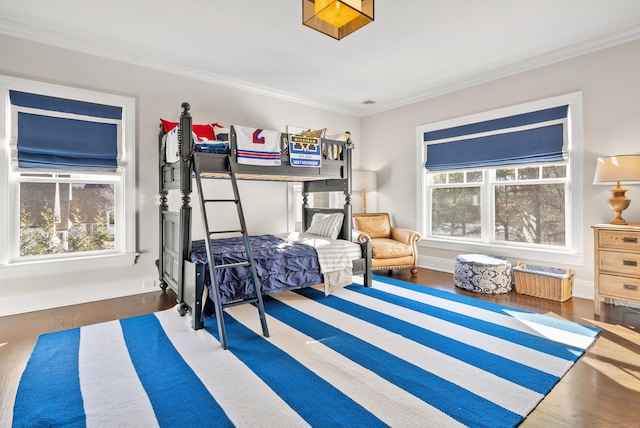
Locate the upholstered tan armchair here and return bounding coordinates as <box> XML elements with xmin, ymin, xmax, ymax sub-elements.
<box><xmin>352</xmin><ymin>213</ymin><xmax>421</xmax><ymax>276</ymax></box>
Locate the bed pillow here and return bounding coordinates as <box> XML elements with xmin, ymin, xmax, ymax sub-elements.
<box><xmin>300</xmin><ymin>128</ymin><xmax>326</xmax><ymax>138</ymax></box>
<box><xmin>324</xmin><ymin>132</ymin><xmax>350</xmax><ymax>142</ymax></box>
<box><xmin>160</xmin><ymin>119</ymin><xmax>215</xmax><ymax>141</ymax></box>
<box><xmin>192</xmin><ymin>124</ymin><xmax>215</xmax><ymax>141</ymax></box>
<box><xmin>213</xmin><ymin>123</ymin><xmax>230</xmax><ymax>141</ymax></box>
<box><xmin>305</xmin><ymin>213</ymin><xmax>344</xmax><ymax>240</ymax></box>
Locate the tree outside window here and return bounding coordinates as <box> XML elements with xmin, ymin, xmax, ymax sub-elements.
<box><xmin>19</xmin><ymin>181</ymin><xmax>115</xmax><ymax>256</ymax></box>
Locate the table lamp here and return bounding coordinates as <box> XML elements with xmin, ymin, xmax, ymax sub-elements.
<box><xmin>593</xmin><ymin>154</ymin><xmax>640</xmax><ymax>224</ymax></box>
<box><xmin>352</xmin><ymin>170</ymin><xmax>377</xmax><ymax>213</ymax></box>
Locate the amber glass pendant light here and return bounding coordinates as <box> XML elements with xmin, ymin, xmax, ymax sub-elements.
<box><xmin>303</xmin><ymin>0</ymin><xmax>374</xmax><ymax>40</ymax></box>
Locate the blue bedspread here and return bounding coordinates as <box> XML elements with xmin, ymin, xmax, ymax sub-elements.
<box><xmin>190</xmin><ymin>235</ymin><xmax>323</xmax><ymax>314</ymax></box>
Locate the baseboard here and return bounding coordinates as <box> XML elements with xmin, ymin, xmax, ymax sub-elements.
<box><xmin>571</xmin><ymin>278</ymin><xmax>593</xmax><ymax>300</ymax></box>
<box><xmin>418</xmin><ymin>255</ymin><xmax>455</xmax><ymax>274</ymax></box>
<box><xmin>0</xmin><ymin>277</ymin><xmax>160</xmax><ymax>317</ymax></box>
<box><xmin>2</xmin><ymin>256</ymin><xmax>597</xmax><ymax>317</ymax></box>
<box><xmin>418</xmin><ymin>255</ymin><xmax>594</xmax><ymax>301</ymax></box>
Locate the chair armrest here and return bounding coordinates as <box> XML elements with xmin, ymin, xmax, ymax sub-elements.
<box><xmin>391</xmin><ymin>227</ymin><xmax>421</xmax><ymax>245</ymax></box>
<box><xmin>352</xmin><ymin>229</ymin><xmax>371</xmax><ymax>243</ymax></box>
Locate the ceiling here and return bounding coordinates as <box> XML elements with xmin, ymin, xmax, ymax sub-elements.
<box><xmin>1</xmin><ymin>1</ymin><xmax>640</xmax><ymax>116</ymax></box>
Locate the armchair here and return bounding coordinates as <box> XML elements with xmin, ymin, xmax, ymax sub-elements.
<box><xmin>352</xmin><ymin>213</ymin><xmax>420</xmax><ymax>276</ymax></box>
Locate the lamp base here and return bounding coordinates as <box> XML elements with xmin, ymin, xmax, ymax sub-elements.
<box><xmin>610</xmin><ymin>212</ymin><xmax>628</xmax><ymax>225</ymax></box>
<box><xmin>608</xmin><ymin>183</ymin><xmax>630</xmax><ymax>225</ymax></box>
<box><xmin>362</xmin><ymin>189</ymin><xmax>368</xmax><ymax>214</ymax></box>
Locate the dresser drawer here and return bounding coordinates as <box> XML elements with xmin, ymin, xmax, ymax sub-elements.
<box><xmin>598</xmin><ymin>230</ymin><xmax>640</xmax><ymax>251</ymax></box>
<box><xmin>599</xmin><ymin>274</ymin><xmax>640</xmax><ymax>300</ymax></box>
<box><xmin>600</xmin><ymin>250</ymin><xmax>640</xmax><ymax>276</ymax></box>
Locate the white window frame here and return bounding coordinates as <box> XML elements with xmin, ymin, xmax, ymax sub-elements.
<box><xmin>287</xmin><ymin>182</ymin><xmax>344</xmax><ymax>233</ymax></box>
<box><xmin>416</xmin><ymin>92</ymin><xmax>585</xmax><ymax>266</ymax></box>
<box><xmin>0</xmin><ymin>76</ymin><xmax>137</xmax><ymax>278</ymax></box>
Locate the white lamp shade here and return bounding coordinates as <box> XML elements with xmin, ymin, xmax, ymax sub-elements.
<box><xmin>352</xmin><ymin>170</ymin><xmax>377</xmax><ymax>192</ymax></box>
<box><xmin>593</xmin><ymin>155</ymin><xmax>640</xmax><ymax>185</ymax></box>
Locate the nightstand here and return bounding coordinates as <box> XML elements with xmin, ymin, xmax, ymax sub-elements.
<box><xmin>592</xmin><ymin>224</ymin><xmax>640</xmax><ymax>315</ymax></box>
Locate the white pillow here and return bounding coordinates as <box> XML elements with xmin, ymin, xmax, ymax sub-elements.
<box><xmin>305</xmin><ymin>213</ymin><xmax>344</xmax><ymax>240</ymax></box>
<box><xmin>324</xmin><ymin>132</ymin><xmax>350</xmax><ymax>142</ymax></box>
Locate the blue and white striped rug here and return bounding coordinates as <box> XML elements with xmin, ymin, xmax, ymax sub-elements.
<box><xmin>13</xmin><ymin>275</ymin><xmax>599</xmax><ymax>428</ymax></box>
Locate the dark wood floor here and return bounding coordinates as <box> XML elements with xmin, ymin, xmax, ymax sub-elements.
<box><xmin>1</xmin><ymin>268</ymin><xmax>639</xmax><ymax>427</ymax></box>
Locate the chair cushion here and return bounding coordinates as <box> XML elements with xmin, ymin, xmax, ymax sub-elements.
<box><xmin>353</xmin><ymin>214</ymin><xmax>391</xmax><ymax>239</ymax></box>
<box><xmin>370</xmin><ymin>238</ymin><xmax>412</xmax><ymax>259</ymax></box>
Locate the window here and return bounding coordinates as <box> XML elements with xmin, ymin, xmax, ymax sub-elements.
<box><xmin>429</xmin><ymin>165</ymin><xmax>567</xmax><ymax>245</ymax></box>
<box><xmin>287</xmin><ymin>183</ymin><xmax>344</xmax><ymax>232</ymax></box>
<box><xmin>418</xmin><ymin>93</ymin><xmax>584</xmax><ymax>265</ymax></box>
<box><xmin>0</xmin><ymin>76</ymin><xmax>136</xmax><ymax>275</ymax></box>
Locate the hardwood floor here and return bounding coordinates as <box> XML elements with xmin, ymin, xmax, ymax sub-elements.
<box><xmin>1</xmin><ymin>268</ymin><xmax>639</xmax><ymax>427</ymax></box>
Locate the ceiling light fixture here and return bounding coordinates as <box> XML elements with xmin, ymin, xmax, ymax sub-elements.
<box><xmin>303</xmin><ymin>0</ymin><xmax>374</xmax><ymax>40</ymax></box>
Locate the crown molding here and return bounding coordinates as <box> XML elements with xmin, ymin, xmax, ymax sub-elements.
<box><xmin>2</xmin><ymin>19</ymin><xmax>640</xmax><ymax>118</ymax></box>
<box><xmin>362</xmin><ymin>25</ymin><xmax>640</xmax><ymax>116</ymax></box>
<box><xmin>0</xmin><ymin>19</ymin><xmax>360</xmax><ymax>116</ymax></box>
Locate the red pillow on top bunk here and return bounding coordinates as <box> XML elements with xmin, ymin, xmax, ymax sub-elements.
<box><xmin>160</xmin><ymin>118</ymin><xmax>215</xmax><ymax>141</ymax></box>
<box><xmin>212</xmin><ymin>123</ymin><xmax>229</xmax><ymax>141</ymax></box>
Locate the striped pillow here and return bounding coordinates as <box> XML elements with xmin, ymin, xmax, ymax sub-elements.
<box><xmin>305</xmin><ymin>213</ymin><xmax>344</xmax><ymax>240</ymax></box>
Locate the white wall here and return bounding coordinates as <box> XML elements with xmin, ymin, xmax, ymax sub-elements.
<box><xmin>0</xmin><ymin>34</ymin><xmax>362</xmax><ymax>315</ymax></box>
<box><xmin>362</xmin><ymin>39</ymin><xmax>640</xmax><ymax>299</ymax></box>
<box><xmin>2</xmin><ymin>34</ymin><xmax>639</xmax><ymax>313</ymax></box>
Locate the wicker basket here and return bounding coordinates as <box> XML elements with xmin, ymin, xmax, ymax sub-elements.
<box><xmin>513</xmin><ymin>262</ymin><xmax>574</xmax><ymax>302</ymax></box>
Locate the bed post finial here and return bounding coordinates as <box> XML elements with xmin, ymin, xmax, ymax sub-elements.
<box><xmin>181</xmin><ymin>102</ymin><xmax>191</xmax><ymax>114</ymax></box>
<box><xmin>344</xmin><ymin>131</ymin><xmax>353</xmax><ymax>150</ymax></box>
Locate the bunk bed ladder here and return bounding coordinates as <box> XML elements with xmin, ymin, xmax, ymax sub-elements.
<box><xmin>192</xmin><ymin>155</ymin><xmax>270</xmax><ymax>350</ymax></box>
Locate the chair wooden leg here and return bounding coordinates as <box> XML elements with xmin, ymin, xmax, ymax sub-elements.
<box><xmin>410</xmin><ymin>268</ymin><xmax>418</xmax><ymax>276</ymax></box>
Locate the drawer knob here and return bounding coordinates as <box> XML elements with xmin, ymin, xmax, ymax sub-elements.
<box><xmin>623</xmin><ymin>260</ymin><xmax>638</xmax><ymax>267</ymax></box>
<box><xmin>623</xmin><ymin>284</ymin><xmax>638</xmax><ymax>291</ymax></box>
<box><xmin>623</xmin><ymin>237</ymin><xmax>638</xmax><ymax>243</ymax></box>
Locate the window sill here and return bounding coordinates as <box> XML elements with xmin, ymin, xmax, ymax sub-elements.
<box><xmin>0</xmin><ymin>252</ymin><xmax>139</xmax><ymax>280</ymax></box>
<box><xmin>419</xmin><ymin>238</ymin><xmax>586</xmax><ymax>267</ymax></box>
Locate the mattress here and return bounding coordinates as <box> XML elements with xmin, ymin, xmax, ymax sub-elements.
<box><xmin>190</xmin><ymin>234</ymin><xmax>361</xmax><ymax>316</ymax></box>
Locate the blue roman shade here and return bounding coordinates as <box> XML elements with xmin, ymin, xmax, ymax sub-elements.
<box><xmin>424</xmin><ymin>105</ymin><xmax>569</xmax><ymax>171</ymax></box>
<box><xmin>9</xmin><ymin>90</ymin><xmax>122</xmax><ymax>171</ymax></box>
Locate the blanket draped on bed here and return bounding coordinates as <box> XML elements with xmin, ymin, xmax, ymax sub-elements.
<box><xmin>272</xmin><ymin>232</ymin><xmax>356</xmax><ymax>295</ymax></box>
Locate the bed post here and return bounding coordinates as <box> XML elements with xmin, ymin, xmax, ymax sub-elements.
<box><xmin>361</xmin><ymin>239</ymin><xmax>373</xmax><ymax>287</ymax></box>
<box><xmin>302</xmin><ymin>185</ymin><xmax>310</xmax><ymax>231</ymax></box>
<box><xmin>344</xmin><ymin>135</ymin><xmax>354</xmax><ymax>242</ymax></box>
<box><xmin>158</xmin><ymin>123</ymin><xmax>168</xmax><ymax>292</ymax></box>
<box><xmin>178</xmin><ymin>103</ymin><xmax>193</xmax><ymax>306</ymax></box>
<box><xmin>343</xmin><ymin>135</ymin><xmax>372</xmax><ymax>287</ymax></box>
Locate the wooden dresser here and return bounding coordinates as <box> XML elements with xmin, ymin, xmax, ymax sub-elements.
<box><xmin>592</xmin><ymin>224</ymin><xmax>640</xmax><ymax>315</ymax></box>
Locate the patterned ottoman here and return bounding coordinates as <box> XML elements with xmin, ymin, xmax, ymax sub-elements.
<box><xmin>454</xmin><ymin>254</ymin><xmax>512</xmax><ymax>294</ymax></box>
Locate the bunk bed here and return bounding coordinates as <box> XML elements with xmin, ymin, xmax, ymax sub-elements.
<box><xmin>158</xmin><ymin>102</ymin><xmax>372</xmax><ymax>348</ymax></box>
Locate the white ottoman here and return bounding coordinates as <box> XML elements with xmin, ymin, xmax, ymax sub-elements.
<box><xmin>454</xmin><ymin>254</ymin><xmax>512</xmax><ymax>294</ymax></box>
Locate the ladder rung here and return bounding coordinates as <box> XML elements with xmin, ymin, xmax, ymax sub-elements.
<box><xmin>213</xmin><ymin>261</ymin><xmax>250</xmax><ymax>270</ymax></box>
<box><xmin>222</xmin><ymin>297</ymin><xmax>259</xmax><ymax>309</ymax></box>
<box><xmin>209</xmin><ymin>229</ymin><xmax>244</xmax><ymax>235</ymax></box>
<box><xmin>209</xmin><ymin>230</ymin><xmax>244</xmax><ymax>236</ymax></box>
<box><xmin>204</xmin><ymin>198</ymin><xmax>238</xmax><ymax>203</ymax></box>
